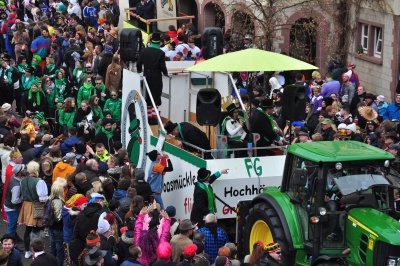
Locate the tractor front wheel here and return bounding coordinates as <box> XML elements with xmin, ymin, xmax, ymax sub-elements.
<box><xmin>243</xmin><ymin>202</ymin><xmax>294</xmax><ymax>265</ymax></box>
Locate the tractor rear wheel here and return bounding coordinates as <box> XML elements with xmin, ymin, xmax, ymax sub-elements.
<box><xmin>243</xmin><ymin>202</ymin><xmax>294</xmax><ymax>265</ymax></box>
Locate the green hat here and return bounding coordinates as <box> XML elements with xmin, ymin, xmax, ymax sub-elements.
<box><xmin>264</xmin><ymin>242</ymin><xmax>280</xmax><ymax>253</ymax></box>
<box><xmin>33</xmin><ymin>55</ymin><xmax>42</xmax><ymax>64</ymax></box>
<box><xmin>57</xmin><ymin>95</ymin><xmax>64</xmax><ymax>103</ymax></box>
<box><xmin>35</xmin><ymin>112</ymin><xmax>45</xmax><ymax>125</ymax></box>
<box><xmin>322</xmin><ymin>118</ymin><xmax>332</xmax><ymax>125</ymax></box>
<box><xmin>32</xmin><ymin>77</ymin><xmax>41</xmax><ymax>86</ymax></box>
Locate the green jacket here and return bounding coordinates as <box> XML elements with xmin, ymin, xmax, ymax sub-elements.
<box><xmin>77</xmin><ymin>85</ymin><xmax>93</xmax><ymax>108</ymax></box>
<box><xmin>59</xmin><ymin>109</ymin><xmax>76</xmax><ymax>129</ymax></box>
<box><xmin>104</xmin><ymin>98</ymin><xmax>122</xmax><ymax>123</ymax></box>
<box><xmin>92</xmin><ymin>106</ymin><xmax>104</xmax><ymax>119</ymax></box>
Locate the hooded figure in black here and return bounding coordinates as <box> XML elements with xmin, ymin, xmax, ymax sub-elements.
<box><xmin>136</xmin><ymin>32</ymin><xmax>168</xmax><ymax>124</ymax></box>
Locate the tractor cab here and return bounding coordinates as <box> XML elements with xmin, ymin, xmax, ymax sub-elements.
<box><xmin>281</xmin><ymin>141</ymin><xmax>400</xmax><ymax>264</ymax></box>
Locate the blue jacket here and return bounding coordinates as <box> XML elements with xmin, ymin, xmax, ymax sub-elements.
<box><xmin>113</xmin><ymin>189</ymin><xmax>127</xmax><ymax>201</ymax></box>
<box><xmin>378</xmin><ymin>102</ymin><xmax>389</xmax><ymax>117</ymax></box>
<box><xmin>121</xmin><ymin>260</ymin><xmax>142</xmax><ymax>266</ymax></box>
<box><xmin>83</xmin><ymin>6</ymin><xmax>98</xmax><ymax>27</ymax></box>
<box><xmin>383</xmin><ymin>102</ymin><xmax>400</xmax><ymax>121</ymax></box>
<box><xmin>147</xmin><ymin>161</ymin><xmax>163</xmax><ymax>193</ymax></box>
<box><xmin>31</xmin><ymin>36</ymin><xmax>49</xmax><ymax>59</ymax></box>
<box><xmin>61</xmin><ymin>136</ymin><xmax>81</xmax><ymax>155</ymax></box>
<box><xmin>8</xmin><ymin>247</ymin><xmax>22</xmax><ymax>266</ymax></box>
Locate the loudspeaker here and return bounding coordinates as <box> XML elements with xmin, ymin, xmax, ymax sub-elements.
<box><xmin>281</xmin><ymin>85</ymin><xmax>306</xmax><ymax>121</ymax></box>
<box><xmin>202</xmin><ymin>27</ymin><xmax>223</xmax><ymax>59</ymax></box>
<box><xmin>196</xmin><ymin>88</ymin><xmax>221</xmax><ymax>126</ymax></box>
<box><xmin>120</xmin><ymin>28</ymin><xmax>143</xmax><ymax>62</ymax></box>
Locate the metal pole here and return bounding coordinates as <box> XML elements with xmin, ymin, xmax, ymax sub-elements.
<box><xmin>142</xmin><ymin>77</ymin><xmax>166</xmax><ymax>133</ymax></box>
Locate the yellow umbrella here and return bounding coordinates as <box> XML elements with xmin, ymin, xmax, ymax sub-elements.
<box><xmin>185</xmin><ymin>48</ymin><xmax>318</xmax><ymax>72</ymax></box>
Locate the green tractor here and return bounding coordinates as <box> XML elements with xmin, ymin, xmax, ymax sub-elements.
<box><xmin>238</xmin><ymin>141</ymin><xmax>400</xmax><ymax>265</ymax></box>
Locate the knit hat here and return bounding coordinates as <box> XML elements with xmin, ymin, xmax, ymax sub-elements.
<box><xmin>104</xmin><ymin>213</ymin><xmax>116</xmax><ymax>225</ymax></box>
<box><xmin>156</xmin><ymin>242</ymin><xmax>172</xmax><ymax>259</ymax></box>
<box><xmin>346</xmin><ymin>123</ymin><xmax>357</xmax><ymax>133</ymax></box>
<box><xmin>102</xmin><ymin>118</ymin><xmax>114</xmax><ymax>126</ymax></box>
<box><xmin>92</xmin><ymin>115</ymin><xmax>100</xmax><ymax>123</ymax></box>
<box><xmin>10</xmin><ymin>149</ymin><xmax>21</xmax><ymax>160</ymax></box>
<box><xmin>86</xmin><ymin>230</ymin><xmax>100</xmax><ymax>244</ymax></box>
<box><xmin>63</xmin><ymin>152</ymin><xmax>76</xmax><ymax>163</ymax></box>
<box><xmin>135</xmin><ymin>168</ymin><xmax>145</xmax><ymax>180</ymax></box>
<box><xmin>264</xmin><ymin>242</ymin><xmax>280</xmax><ymax>253</ymax></box>
<box><xmin>74</xmin><ymin>196</ymin><xmax>88</xmax><ymax>207</ymax></box>
<box><xmin>97</xmin><ymin>215</ymin><xmax>110</xmax><ymax>234</ymax></box>
<box><xmin>377</xmin><ymin>95</ymin><xmax>385</xmax><ymax>102</ymax></box>
<box><xmin>1</xmin><ymin>103</ymin><xmax>11</xmax><ymax>112</ymax></box>
<box><xmin>58</xmin><ymin>4</ymin><xmax>66</xmax><ymax>11</ymax></box>
<box><xmin>33</xmin><ymin>55</ymin><xmax>42</xmax><ymax>64</ymax></box>
<box><xmin>34</xmin><ymin>112</ymin><xmax>46</xmax><ymax>125</ymax></box>
<box><xmin>338</xmin><ymin>123</ymin><xmax>347</xmax><ymax>130</ymax></box>
<box><xmin>197</xmin><ymin>168</ymin><xmax>211</xmax><ymax>182</ymax></box>
<box><xmin>165</xmin><ymin>205</ymin><xmax>176</xmax><ymax>217</ymax></box>
<box><xmin>0</xmin><ymin>247</ymin><xmax>8</xmax><ymax>264</ymax></box>
<box><xmin>146</xmin><ymin>150</ymin><xmax>158</xmax><ymax>161</ymax></box>
<box><xmin>90</xmin><ymin>192</ymin><xmax>105</xmax><ymax>201</ymax></box>
<box><xmin>183</xmin><ymin>244</ymin><xmax>197</xmax><ymax>258</ymax></box>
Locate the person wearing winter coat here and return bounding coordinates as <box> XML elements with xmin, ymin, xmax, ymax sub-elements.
<box><xmin>60</xmin><ymin>128</ymin><xmax>81</xmax><ymax>156</ymax></box>
<box><xmin>73</xmin><ymin>101</ymin><xmax>95</xmax><ymax>142</ymax></box>
<box><xmin>118</xmin><ymin>217</ymin><xmax>135</xmax><ymax>263</ymax></box>
<box><xmin>120</xmin><ymin>245</ymin><xmax>142</xmax><ymax>266</ymax></box>
<box><xmin>105</xmin><ymin>56</ymin><xmax>122</xmax><ymax>91</ymax></box>
<box><xmin>67</xmin><ymin>0</ymin><xmax>82</xmax><ymax>19</ymax></box>
<box><xmin>94</xmin><ymin>118</ymin><xmax>120</xmax><ymax>154</ymax></box>
<box><xmin>59</xmin><ymin>98</ymin><xmax>76</xmax><ymax>130</ymax></box>
<box><xmin>112</xmin><ymin>179</ymin><xmax>131</xmax><ymax>202</ymax></box>
<box><xmin>48</xmin><ymin>178</ymin><xmax>68</xmax><ymax>266</ymax></box>
<box><xmin>134</xmin><ymin>205</ymin><xmax>171</xmax><ymax>266</ymax></box>
<box><xmin>103</xmin><ymin>89</ymin><xmax>122</xmax><ymax>124</ymax></box>
<box><xmin>69</xmin><ymin>193</ymin><xmax>108</xmax><ymax>266</ymax></box>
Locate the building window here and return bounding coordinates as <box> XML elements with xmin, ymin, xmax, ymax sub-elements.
<box><xmin>357</xmin><ymin>21</ymin><xmax>384</xmax><ymax>60</ymax></box>
<box><xmin>361</xmin><ymin>24</ymin><xmax>368</xmax><ymax>51</ymax></box>
<box><xmin>374</xmin><ymin>26</ymin><xmax>382</xmax><ymax>57</ymax></box>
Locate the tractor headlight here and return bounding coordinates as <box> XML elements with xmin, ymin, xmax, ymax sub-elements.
<box><xmin>387</xmin><ymin>257</ymin><xmax>400</xmax><ymax>266</ymax></box>
<box><xmin>384</xmin><ymin>160</ymin><xmax>390</xmax><ymax>167</ymax></box>
<box><xmin>318</xmin><ymin>207</ymin><xmax>327</xmax><ymax>216</ymax></box>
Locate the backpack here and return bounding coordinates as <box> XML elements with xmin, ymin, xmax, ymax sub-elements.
<box><xmin>41</xmin><ymin>198</ymin><xmax>55</xmax><ymax>227</ymax></box>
